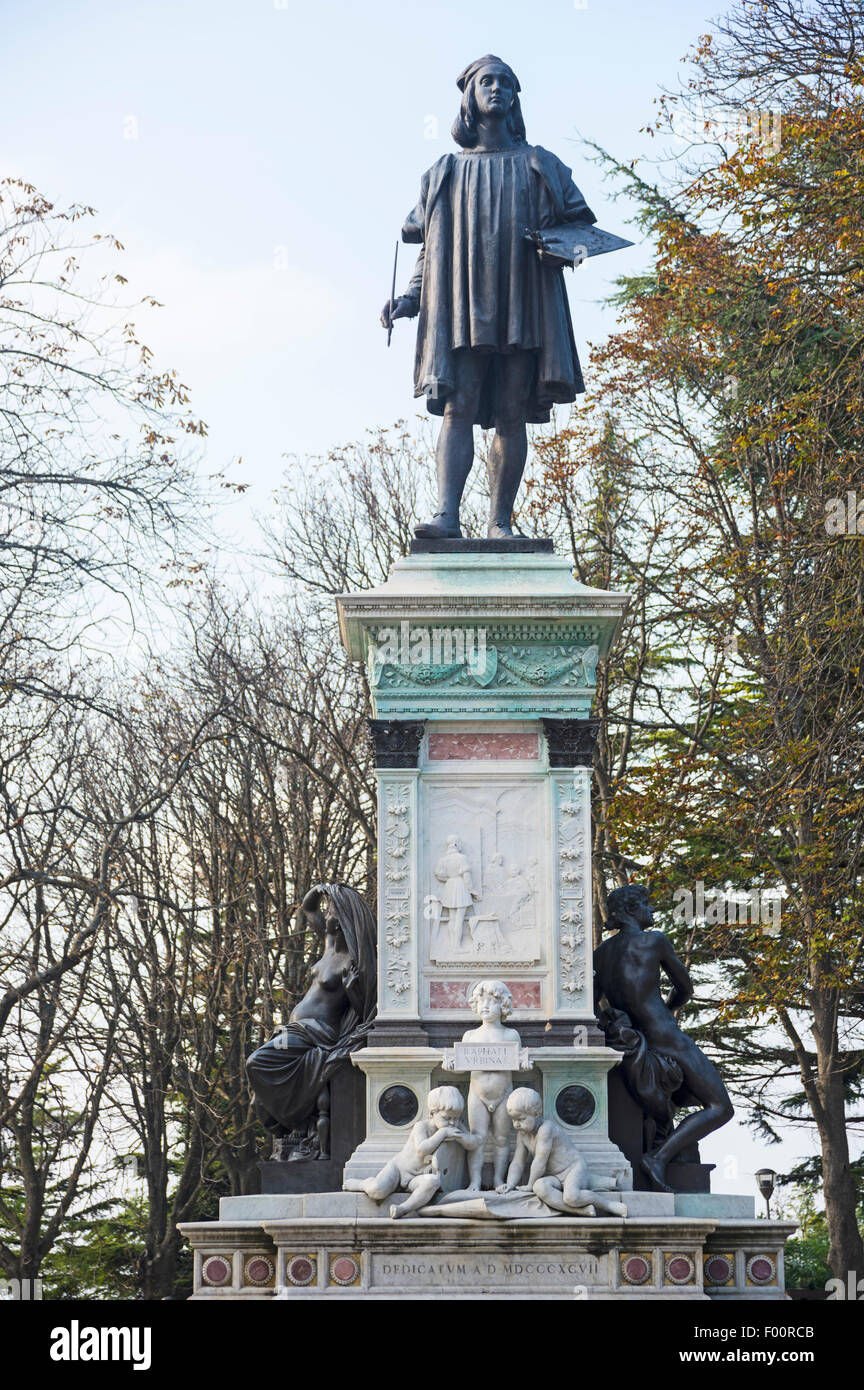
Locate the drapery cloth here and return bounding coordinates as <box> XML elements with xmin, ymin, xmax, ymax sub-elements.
<box><xmin>246</xmin><ymin>883</ymin><xmax>377</xmax><ymax>1134</ymax></box>
<box><xmin>598</xmin><ymin>1005</ymin><xmax>699</xmax><ymax>1129</ymax></box>
<box><xmin>401</xmin><ymin>144</ymin><xmax>596</xmax><ymax>427</ymax></box>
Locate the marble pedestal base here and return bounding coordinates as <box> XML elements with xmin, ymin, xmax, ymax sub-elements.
<box><xmin>178</xmin><ymin>1202</ymin><xmax>795</xmax><ymax>1300</ymax></box>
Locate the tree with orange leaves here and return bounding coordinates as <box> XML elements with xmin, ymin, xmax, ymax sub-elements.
<box><xmin>528</xmin><ymin>0</ymin><xmax>864</xmax><ymax>1280</ymax></box>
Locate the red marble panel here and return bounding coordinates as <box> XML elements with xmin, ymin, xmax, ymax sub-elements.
<box><xmin>428</xmin><ymin>732</ymin><xmax>540</xmax><ymax>761</ymax></box>
<box><xmin>429</xmin><ymin>980</ymin><xmax>542</xmax><ymax>1010</ymax></box>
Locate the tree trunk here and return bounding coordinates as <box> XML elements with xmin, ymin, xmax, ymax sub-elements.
<box><xmin>810</xmin><ymin>998</ymin><xmax>863</xmax><ymax>1280</ymax></box>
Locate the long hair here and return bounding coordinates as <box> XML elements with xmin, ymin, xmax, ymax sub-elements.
<box><xmin>315</xmin><ymin>882</ymin><xmax>377</xmax><ymax>1029</ymax></box>
<box><xmin>451</xmin><ymin>72</ymin><xmax>527</xmax><ymax>149</ymax></box>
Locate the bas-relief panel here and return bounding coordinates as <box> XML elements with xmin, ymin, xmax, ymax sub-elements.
<box><xmin>421</xmin><ymin>780</ymin><xmax>546</xmax><ymax>968</ymax></box>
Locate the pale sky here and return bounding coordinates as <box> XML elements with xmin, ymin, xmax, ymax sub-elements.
<box><xmin>4</xmin><ymin>0</ymin><xmax>822</xmax><ymax>1198</ymax></box>
<box><xmin>4</xmin><ymin>0</ymin><xmax>730</xmax><ymax>542</ymax></box>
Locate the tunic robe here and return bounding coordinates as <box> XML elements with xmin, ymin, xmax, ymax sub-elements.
<box><xmin>401</xmin><ymin>144</ymin><xmax>596</xmax><ymax>427</ymax></box>
<box><xmin>435</xmin><ymin>849</ymin><xmax>474</xmax><ymax>908</ymax></box>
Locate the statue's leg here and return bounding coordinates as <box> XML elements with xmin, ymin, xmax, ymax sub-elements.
<box><xmin>414</xmin><ymin>352</ymin><xmax>485</xmax><ymax>539</ymax></box>
<box><xmin>315</xmin><ymin>1083</ymin><xmax>330</xmax><ymax>1160</ymax></box>
<box><xmin>533</xmin><ymin>1175</ymin><xmax>593</xmax><ymax>1214</ymax></box>
<box><xmin>391</xmin><ymin>1174</ymin><xmax>440</xmax><ymax>1217</ymax></box>
<box><xmin>466</xmin><ymin>1091</ymin><xmax>489</xmax><ymax>1190</ymax></box>
<box><xmin>490</xmin><ymin>1095</ymin><xmax>513</xmax><ymax>1188</ymax></box>
<box><xmin>486</xmin><ymin>352</ymin><xmax>536</xmax><ymax>538</ymax></box>
<box><xmin>345</xmin><ymin>1158</ymin><xmax>400</xmax><ymax>1201</ymax></box>
<box><xmin>589</xmin><ymin>1193</ymin><xmax>629</xmax><ymax>1217</ymax></box>
<box><xmin>642</xmin><ymin>1056</ymin><xmax>734</xmax><ymax>1191</ymax></box>
<box><xmin>449</xmin><ymin>906</ymin><xmax>466</xmax><ymax>951</ymax></box>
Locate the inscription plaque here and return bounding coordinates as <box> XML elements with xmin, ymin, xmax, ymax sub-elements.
<box><xmin>452</xmin><ymin>1041</ymin><xmax>520</xmax><ymax>1071</ymax></box>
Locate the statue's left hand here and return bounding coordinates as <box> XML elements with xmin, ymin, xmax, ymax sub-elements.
<box><xmin>301</xmin><ymin>886</ymin><xmax>324</xmax><ymax>914</ymax></box>
<box><xmin>525</xmin><ymin>230</ymin><xmax>576</xmax><ymax>270</ymax></box>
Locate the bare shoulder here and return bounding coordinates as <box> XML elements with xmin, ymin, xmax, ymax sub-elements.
<box><xmin>646</xmin><ymin>929</ymin><xmax>677</xmax><ymax>957</ymax></box>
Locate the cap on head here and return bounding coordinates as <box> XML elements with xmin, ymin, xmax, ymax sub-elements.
<box><xmin>456</xmin><ymin>55</ymin><xmax>521</xmax><ymax>93</ymax></box>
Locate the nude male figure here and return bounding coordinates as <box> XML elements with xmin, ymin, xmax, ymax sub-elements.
<box><xmin>593</xmin><ymin>884</ymin><xmax>734</xmax><ymax>1193</ymax></box>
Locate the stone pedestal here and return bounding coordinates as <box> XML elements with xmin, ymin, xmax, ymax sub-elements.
<box><xmin>178</xmin><ymin>1201</ymin><xmax>796</xmax><ymax>1300</ymax></box>
<box><xmin>179</xmin><ymin>544</ymin><xmax>798</xmax><ymax>1300</ymax></box>
<box><xmin>343</xmin><ymin>1047</ymin><xmax>443</xmax><ymax>1182</ymax></box>
<box><xmin>336</xmin><ymin>550</ymin><xmax>629</xmax><ymax>1049</ymax></box>
<box><xmin>532</xmin><ymin>1047</ymin><xmax>632</xmax><ymax>1188</ymax></box>
<box><xmin>343</xmin><ymin>1042</ymin><xmax>632</xmax><ymax>1189</ymax></box>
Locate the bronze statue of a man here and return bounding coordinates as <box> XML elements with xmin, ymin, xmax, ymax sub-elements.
<box><xmin>382</xmin><ymin>56</ymin><xmax>597</xmax><ymax>540</ymax></box>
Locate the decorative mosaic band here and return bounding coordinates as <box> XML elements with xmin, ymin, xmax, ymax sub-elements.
<box><xmin>429</xmin><ymin>979</ymin><xmax>542</xmax><ymax>1011</ymax></box>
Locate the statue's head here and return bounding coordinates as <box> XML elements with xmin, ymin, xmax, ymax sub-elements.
<box><xmin>506</xmin><ymin>1086</ymin><xmax>543</xmax><ymax>1135</ymax></box>
<box><xmin>469</xmin><ymin>977</ymin><xmax>513</xmax><ymax>1020</ymax></box>
<box><xmin>427</xmin><ymin>1086</ymin><xmax>464</xmax><ymax>1127</ymax></box>
<box><xmin>606</xmin><ymin>882</ymin><xmax>654</xmax><ymax>931</ymax></box>
<box><xmin>452</xmin><ymin>55</ymin><xmax>527</xmax><ymax>149</ymax></box>
<box><xmin>445</xmin><ymin>834</ymin><xmax>461</xmax><ymax>851</ymax></box>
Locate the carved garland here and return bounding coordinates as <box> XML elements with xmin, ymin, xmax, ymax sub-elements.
<box><xmin>382</xmin><ymin>781</ymin><xmax>413</xmax><ymax>1004</ymax></box>
<box><xmin>557</xmin><ymin>775</ymin><xmax>588</xmax><ymax>999</ymax></box>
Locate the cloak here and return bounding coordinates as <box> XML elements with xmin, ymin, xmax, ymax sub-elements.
<box><xmin>401</xmin><ymin>145</ymin><xmax>596</xmax><ymax>427</ymax></box>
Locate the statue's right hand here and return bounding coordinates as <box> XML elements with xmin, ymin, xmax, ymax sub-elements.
<box><xmin>380</xmin><ymin>296</ymin><xmax>413</xmax><ymax>329</ymax></box>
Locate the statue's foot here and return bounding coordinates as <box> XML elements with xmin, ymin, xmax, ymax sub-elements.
<box><xmin>641</xmin><ymin>1153</ymin><xmax>673</xmax><ymax>1193</ymax></box>
<box><xmin>487</xmin><ymin>521</ymin><xmax>514</xmax><ymax>539</ymax></box>
<box><xmin>608</xmin><ymin>1201</ymin><xmax>628</xmax><ymax>1218</ymax></box>
<box><xmin>414</xmin><ymin>514</ymin><xmax>462</xmax><ymax>540</ymax></box>
<box><xmin>389</xmin><ymin>1203</ymin><xmax>403</xmax><ymax>1219</ymax></box>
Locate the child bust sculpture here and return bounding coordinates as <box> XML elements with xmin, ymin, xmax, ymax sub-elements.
<box><xmin>444</xmin><ymin>978</ymin><xmax>531</xmax><ymax>1190</ymax></box>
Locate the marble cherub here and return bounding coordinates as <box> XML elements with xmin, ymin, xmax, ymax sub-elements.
<box><xmin>444</xmin><ymin>978</ymin><xmax>531</xmax><ymax>1190</ymax></box>
<box><xmin>344</xmin><ymin>1086</ymin><xmax>479</xmax><ymax>1218</ymax></box>
<box><xmin>498</xmin><ymin>1087</ymin><xmax>627</xmax><ymax>1216</ymax></box>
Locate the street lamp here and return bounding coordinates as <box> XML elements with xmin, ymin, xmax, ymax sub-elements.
<box><xmin>754</xmin><ymin>1167</ymin><xmax>777</xmax><ymax>1219</ymax></box>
